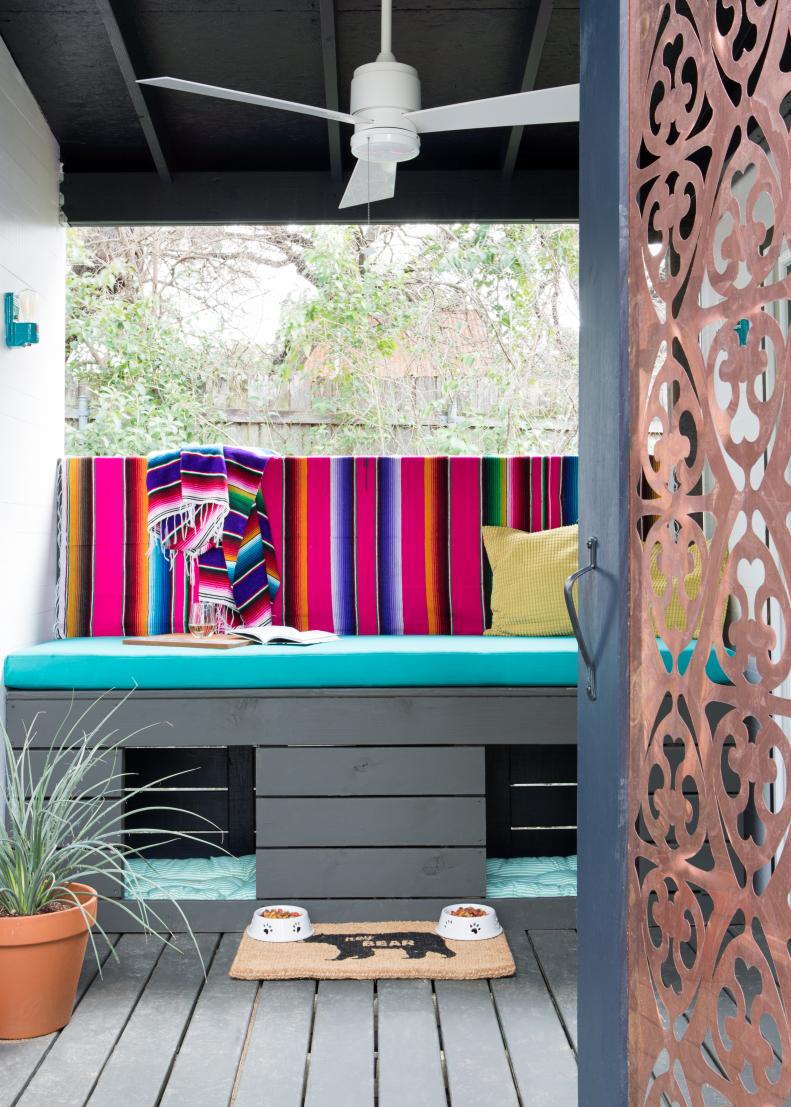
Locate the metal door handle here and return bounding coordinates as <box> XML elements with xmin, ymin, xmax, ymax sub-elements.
<box><xmin>564</xmin><ymin>536</ymin><xmax>597</xmax><ymax>701</ymax></box>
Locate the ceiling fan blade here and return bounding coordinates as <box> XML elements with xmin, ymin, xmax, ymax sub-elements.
<box><xmin>339</xmin><ymin>159</ymin><xmax>397</xmax><ymax>209</ymax></box>
<box><xmin>405</xmin><ymin>83</ymin><xmax>579</xmax><ymax>134</ymax></box>
<box><xmin>138</xmin><ymin>77</ymin><xmax>358</xmax><ymax>125</ymax></box>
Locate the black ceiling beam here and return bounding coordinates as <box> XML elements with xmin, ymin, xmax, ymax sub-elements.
<box><xmin>94</xmin><ymin>0</ymin><xmax>171</xmax><ymax>183</ymax></box>
<box><xmin>502</xmin><ymin>0</ymin><xmax>554</xmax><ymax>179</ymax></box>
<box><xmin>63</xmin><ymin>169</ymin><xmax>579</xmax><ymax>225</ymax></box>
<box><xmin>318</xmin><ymin>0</ymin><xmax>343</xmax><ymax>182</ymax></box>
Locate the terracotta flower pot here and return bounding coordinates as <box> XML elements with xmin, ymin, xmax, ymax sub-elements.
<box><xmin>0</xmin><ymin>883</ymin><xmax>97</xmax><ymax>1040</ymax></box>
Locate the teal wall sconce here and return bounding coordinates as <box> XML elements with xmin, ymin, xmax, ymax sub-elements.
<box><xmin>5</xmin><ymin>291</ymin><xmax>39</xmax><ymax>348</ymax></box>
<box><xmin>734</xmin><ymin>317</ymin><xmax>750</xmax><ymax>347</ymax></box>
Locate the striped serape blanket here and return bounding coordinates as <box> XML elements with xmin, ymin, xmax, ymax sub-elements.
<box><xmin>265</xmin><ymin>455</ymin><xmax>578</xmax><ymax>634</ymax></box>
<box><xmin>55</xmin><ymin>454</ymin><xmax>578</xmax><ymax>638</ymax></box>
<box><xmin>146</xmin><ymin>445</ymin><xmax>279</xmax><ymax>628</ymax></box>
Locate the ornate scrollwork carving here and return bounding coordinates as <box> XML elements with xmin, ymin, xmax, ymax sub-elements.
<box><xmin>630</xmin><ymin>1</ymin><xmax>791</xmax><ymax>1102</ymax></box>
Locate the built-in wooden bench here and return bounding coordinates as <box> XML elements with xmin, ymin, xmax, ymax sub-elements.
<box><xmin>5</xmin><ymin>637</ymin><xmax>578</xmax><ymax>929</ymax></box>
<box><xmin>8</xmin><ymin>452</ymin><xmax>582</xmax><ymax>929</ymax></box>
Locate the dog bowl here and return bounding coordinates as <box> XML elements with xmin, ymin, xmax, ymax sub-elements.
<box><xmin>437</xmin><ymin>903</ymin><xmax>502</xmax><ymax>941</ymax></box>
<box><xmin>248</xmin><ymin>905</ymin><xmax>314</xmax><ymax>942</ymax></box>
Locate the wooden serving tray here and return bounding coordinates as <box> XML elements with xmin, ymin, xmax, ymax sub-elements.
<box><xmin>122</xmin><ymin>633</ymin><xmax>253</xmax><ymax>650</ymax></box>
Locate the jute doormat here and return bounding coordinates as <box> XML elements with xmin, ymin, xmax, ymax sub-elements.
<box><xmin>229</xmin><ymin>921</ymin><xmax>515</xmax><ymax>980</ymax></box>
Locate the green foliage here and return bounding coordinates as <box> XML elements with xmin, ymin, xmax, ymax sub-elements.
<box><xmin>66</xmin><ymin>223</ymin><xmax>578</xmax><ymax>457</ymax></box>
<box><xmin>66</xmin><ymin>230</ymin><xmax>237</xmax><ymax>455</ymax></box>
<box><xmin>278</xmin><ymin>223</ymin><xmax>579</xmax><ymax>454</ymax></box>
<box><xmin>0</xmin><ymin>700</ymin><xmax>216</xmax><ymax>961</ymax></box>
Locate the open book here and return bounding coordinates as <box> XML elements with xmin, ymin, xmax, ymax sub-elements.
<box><xmin>233</xmin><ymin>625</ymin><xmax>338</xmax><ymax>647</ymax></box>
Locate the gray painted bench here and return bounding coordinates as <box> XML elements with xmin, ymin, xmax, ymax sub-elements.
<box><xmin>5</xmin><ymin>686</ymin><xmax>577</xmax><ymax>929</ymax></box>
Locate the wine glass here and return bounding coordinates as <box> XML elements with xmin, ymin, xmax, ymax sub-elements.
<box><xmin>188</xmin><ymin>601</ymin><xmax>216</xmax><ymax>639</ymax></box>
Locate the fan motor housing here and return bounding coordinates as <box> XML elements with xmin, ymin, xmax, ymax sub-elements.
<box><xmin>350</xmin><ymin>60</ymin><xmax>421</xmax><ymax>163</ymax></box>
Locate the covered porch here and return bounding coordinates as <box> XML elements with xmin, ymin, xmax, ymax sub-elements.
<box><xmin>3</xmin><ymin>0</ymin><xmax>781</xmax><ymax>1103</ymax></box>
<box><xmin>0</xmin><ymin>2</ymin><xmax>585</xmax><ymax>1103</ymax></box>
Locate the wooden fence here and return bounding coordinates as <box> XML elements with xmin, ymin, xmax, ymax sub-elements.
<box><xmin>66</xmin><ymin>368</ymin><xmax>575</xmax><ymax>454</ymax></box>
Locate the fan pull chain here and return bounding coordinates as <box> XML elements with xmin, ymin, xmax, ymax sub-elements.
<box><xmin>366</xmin><ymin>136</ymin><xmax>371</xmax><ymax>233</ymax></box>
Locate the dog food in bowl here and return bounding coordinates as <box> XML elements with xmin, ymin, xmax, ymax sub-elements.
<box><xmin>437</xmin><ymin>903</ymin><xmax>503</xmax><ymax>941</ymax></box>
<box><xmin>248</xmin><ymin>905</ymin><xmax>314</xmax><ymax>942</ymax></box>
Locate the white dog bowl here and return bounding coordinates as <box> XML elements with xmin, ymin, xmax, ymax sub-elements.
<box><xmin>248</xmin><ymin>905</ymin><xmax>314</xmax><ymax>942</ymax></box>
<box><xmin>437</xmin><ymin>903</ymin><xmax>502</xmax><ymax>941</ymax></box>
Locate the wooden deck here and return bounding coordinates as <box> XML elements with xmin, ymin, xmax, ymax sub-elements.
<box><xmin>0</xmin><ymin>923</ymin><xmax>578</xmax><ymax>1107</ymax></box>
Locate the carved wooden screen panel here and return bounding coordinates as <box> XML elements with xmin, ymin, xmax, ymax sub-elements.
<box><xmin>629</xmin><ymin>2</ymin><xmax>791</xmax><ymax>1104</ymax></box>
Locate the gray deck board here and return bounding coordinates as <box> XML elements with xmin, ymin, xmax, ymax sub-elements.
<box><xmin>491</xmin><ymin>929</ymin><xmax>578</xmax><ymax>1106</ymax></box>
<box><xmin>158</xmin><ymin>933</ymin><xmax>258</xmax><ymax>1107</ymax></box>
<box><xmin>378</xmin><ymin>980</ymin><xmax>447</xmax><ymax>1107</ymax></box>
<box><xmin>435</xmin><ymin>980</ymin><xmax>520</xmax><ymax>1107</ymax></box>
<box><xmin>0</xmin><ymin>936</ymin><xmax>119</xmax><ymax>1107</ymax></box>
<box><xmin>529</xmin><ymin>928</ymin><xmax>578</xmax><ymax>1049</ymax></box>
<box><xmin>16</xmin><ymin>934</ymin><xmax>163</xmax><ymax>1107</ymax></box>
<box><xmin>304</xmin><ymin>981</ymin><xmax>375</xmax><ymax>1107</ymax></box>
<box><xmin>86</xmin><ymin>933</ymin><xmax>219</xmax><ymax>1107</ymax></box>
<box><xmin>233</xmin><ymin>981</ymin><xmax>315</xmax><ymax>1107</ymax></box>
<box><xmin>0</xmin><ymin>918</ymin><xmax>580</xmax><ymax>1107</ymax></box>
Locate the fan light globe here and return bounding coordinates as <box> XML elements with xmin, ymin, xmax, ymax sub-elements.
<box><xmin>350</xmin><ymin>128</ymin><xmax>420</xmax><ymax>163</ymax></box>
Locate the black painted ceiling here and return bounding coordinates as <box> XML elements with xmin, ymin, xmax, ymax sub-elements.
<box><xmin>0</xmin><ymin>0</ymin><xmax>579</xmax><ymax>178</ymax></box>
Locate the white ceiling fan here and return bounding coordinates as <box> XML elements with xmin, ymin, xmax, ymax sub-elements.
<box><xmin>138</xmin><ymin>0</ymin><xmax>579</xmax><ymax>209</ymax></box>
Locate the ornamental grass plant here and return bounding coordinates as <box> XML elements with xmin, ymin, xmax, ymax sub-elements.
<box><xmin>0</xmin><ymin>695</ymin><xmax>217</xmax><ymax>963</ymax></box>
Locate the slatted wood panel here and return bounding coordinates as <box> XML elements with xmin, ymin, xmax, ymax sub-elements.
<box><xmin>124</xmin><ymin>746</ymin><xmax>253</xmax><ymax>858</ymax></box>
<box><xmin>257</xmin><ymin>745</ymin><xmax>485</xmax><ymax>796</ymax></box>
<box><xmin>257</xmin><ymin>745</ymin><xmax>486</xmax><ymax>904</ymax></box>
<box><xmin>7</xmin><ymin>689</ymin><xmax>576</xmax><ymax>750</ymax></box>
<box><xmin>256</xmin><ymin>796</ymin><xmax>485</xmax><ymax>846</ymax></box>
<box><xmin>256</xmin><ymin>847</ymin><xmax>487</xmax><ymax>899</ymax></box>
<box><xmin>486</xmin><ymin>745</ymin><xmax>577</xmax><ymax>858</ymax></box>
<box><xmin>22</xmin><ymin>749</ymin><xmax>123</xmax><ymax>796</ymax></box>
<box><xmin>1</xmin><ymin>921</ymin><xmax>580</xmax><ymax>1107</ymax></box>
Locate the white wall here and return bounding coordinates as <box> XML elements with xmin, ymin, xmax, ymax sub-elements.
<box><xmin>0</xmin><ymin>35</ymin><xmax>65</xmax><ymax>701</ymax></box>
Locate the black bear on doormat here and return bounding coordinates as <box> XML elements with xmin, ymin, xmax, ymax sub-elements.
<box><xmin>304</xmin><ymin>931</ymin><xmax>456</xmax><ymax>960</ymax></box>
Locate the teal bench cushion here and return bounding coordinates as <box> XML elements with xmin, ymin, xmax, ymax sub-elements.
<box><xmin>4</xmin><ymin>635</ymin><xmax>581</xmax><ymax>690</ymax></box>
<box><xmin>3</xmin><ymin>635</ymin><xmax>730</xmax><ymax>691</ymax></box>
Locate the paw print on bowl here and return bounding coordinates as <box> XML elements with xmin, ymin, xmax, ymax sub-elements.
<box><xmin>261</xmin><ymin>923</ymin><xmax>273</xmax><ymax>935</ymax></box>
<box><xmin>292</xmin><ymin>923</ymin><xmax>302</xmax><ymax>934</ymax></box>
<box><xmin>437</xmin><ymin>903</ymin><xmax>501</xmax><ymax>941</ymax></box>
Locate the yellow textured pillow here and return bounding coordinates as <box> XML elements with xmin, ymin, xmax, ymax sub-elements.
<box><xmin>649</xmin><ymin>540</ymin><xmax>728</xmax><ymax>636</ymax></box>
<box><xmin>483</xmin><ymin>524</ymin><xmax>578</xmax><ymax>636</ymax></box>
